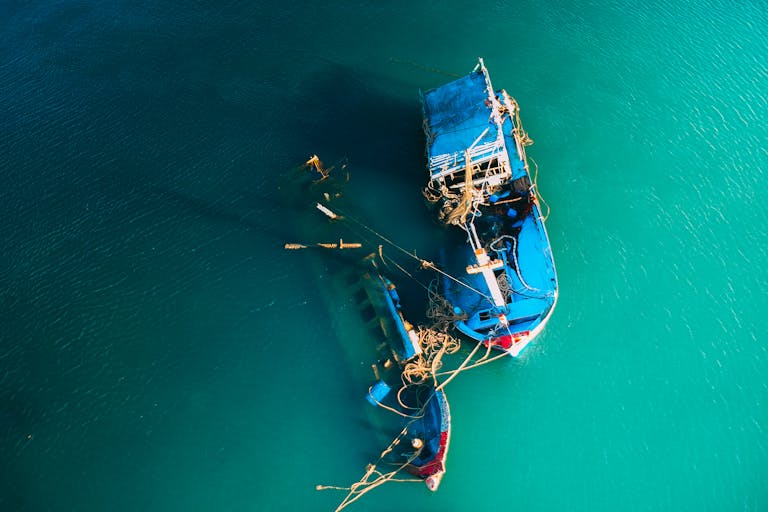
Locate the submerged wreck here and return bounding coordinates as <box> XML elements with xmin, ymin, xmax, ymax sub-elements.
<box><xmin>360</xmin><ymin>268</ymin><xmax>451</xmax><ymax>492</ymax></box>
<box><xmin>421</xmin><ymin>58</ymin><xmax>558</xmax><ymax>356</ymax></box>
<box><xmin>316</xmin><ymin>259</ymin><xmax>454</xmax><ymax>511</ymax></box>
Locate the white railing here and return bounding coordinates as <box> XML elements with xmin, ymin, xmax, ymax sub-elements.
<box><xmin>429</xmin><ymin>138</ymin><xmax>505</xmax><ymax>180</ymax></box>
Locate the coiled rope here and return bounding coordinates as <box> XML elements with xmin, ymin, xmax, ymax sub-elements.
<box><xmin>401</xmin><ymin>326</ymin><xmax>461</xmax><ymax>387</ymax></box>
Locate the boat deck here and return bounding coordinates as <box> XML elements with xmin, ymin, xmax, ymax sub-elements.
<box><xmin>360</xmin><ymin>272</ymin><xmax>420</xmax><ymax>361</ymax></box>
<box><xmin>422</xmin><ymin>69</ymin><xmax>529</xmax><ymax>185</ymax></box>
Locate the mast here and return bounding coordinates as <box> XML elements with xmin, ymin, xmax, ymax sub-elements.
<box><xmin>464</xmin><ymin>222</ymin><xmax>506</xmax><ymax>308</ymax></box>
<box><xmin>460</xmin><ymin>147</ymin><xmax>506</xmax><ymax>309</ymax></box>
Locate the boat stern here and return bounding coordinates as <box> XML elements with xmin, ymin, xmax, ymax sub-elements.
<box><xmin>425</xmin><ymin>471</ymin><xmax>444</xmax><ymax>491</ymax></box>
<box><xmin>454</xmin><ymin>294</ymin><xmax>556</xmax><ymax>357</ymax></box>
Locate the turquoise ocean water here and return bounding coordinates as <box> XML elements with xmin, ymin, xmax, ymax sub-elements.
<box><xmin>1</xmin><ymin>1</ymin><xmax>766</xmax><ymax>510</ymax></box>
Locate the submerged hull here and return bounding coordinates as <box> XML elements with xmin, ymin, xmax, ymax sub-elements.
<box><xmin>421</xmin><ymin>59</ymin><xmax>558</xmax><ymax>356</ymax></box>
<box><xmin>361</xmin><ymin>267</ymin><xmax>451</xmax><ymax>490</ymax></box>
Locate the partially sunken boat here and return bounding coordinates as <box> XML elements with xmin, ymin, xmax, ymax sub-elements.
<box><xmin>360</xmin><ymin>268</ymin><xmax>450</xmax><ymax>491</ymax></box>
<box><xmin>421</xmin><ymin>58</ymin><xmax>558</xmax><ymax>356</ymax></box>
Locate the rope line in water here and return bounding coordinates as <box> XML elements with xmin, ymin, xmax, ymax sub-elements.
<box><xmin>317</xmin><ymin>424</ymin><xmax>425</xmax><ymax>511</ymax></box>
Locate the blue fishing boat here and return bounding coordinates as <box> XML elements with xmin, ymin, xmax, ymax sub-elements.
<box><xmin>360</xmin><ymin>264</ymin><xmax>451</xmax><ymax>492</ymax></box>
<box><xmin>421</xmin><ymin>58</ymin><xmax>558</xmax><ymax>356</ymax></box>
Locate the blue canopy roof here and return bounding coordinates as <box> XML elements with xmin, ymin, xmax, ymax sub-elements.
<box><xmin>422</xmin><ymin>70</ymin><xmax>498</xmax><ymax>167</ymax></box>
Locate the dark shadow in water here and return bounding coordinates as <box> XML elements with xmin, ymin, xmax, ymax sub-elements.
<box><xmin>0</xmin><ymin>390</ymin><xmax>34</xmax><ymax>512</ymax></box>
<box><xmin>151</xmin><ymin>185</ymin><xmax>290</xmax><ymax>245</ymax></box>
<box><xmin>287</xmin><ymin>62</ymin><xmax>427</xmax><ymax>187</ymax></box>
<box><xmin>278</xmin><ymin>62</ymin><xmax>446</xmax><ymax>319</ymax></box>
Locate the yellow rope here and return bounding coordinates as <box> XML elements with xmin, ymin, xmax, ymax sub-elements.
<box><xmin>399</xmin><ymin>326</ymin><xmax>461</xmax><ymax>387</ymax></box>
<box><xmin>529</xmin><ymin>156</ymin><xmax>550</xmax><ymax>222</ymax></box>
<box><xmin>367</xmin><ymin>386</ymin><xmax>425</xmax><ymax>419</ymax></box>
<box><xmin>436</xmin><ymin>338</ymin><xmax>486</xmax><ymax>390</ymax></box>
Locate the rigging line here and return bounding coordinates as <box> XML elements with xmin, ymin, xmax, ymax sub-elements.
<box><xmin>331</xmin><ymin>212</ymin><xmax>382</xmax><ymax>251</ymax></box>
<box><xmin>425</xmin><ymin>260</ymin><xmax>494</xmax><ymax>304</ymax></box>
<box><xmin>332</xmin><ymin>215</ymin><xmax>435</xmax><ymax>294</ymax></box>
<box><xmin>382</xmin><ymin>254</ymin><xmax>432</xmax><ymax>294</ymax></box>
<box><xmin>329</xmin><ymin>204</ymin><xmax>422</xmax><ymax>262</ymax></box>
<box><xmin>529</xmin><ymin>156</ymin><xmax>550</xmax><ymax>221</ymax></box>
<box><xmin>309</xmin><ymin>208</ymin><xmax>440</xmax><ymax>299</ymax></box>
<box><xmin>328</xmin><ymin>203</ymin><xmax>495</xmax><ymax>303</ymax></box>
<box><xmin>334</xmin><ymin>215</ymin><xmax>433</xmax><ymax>294</ymax></box>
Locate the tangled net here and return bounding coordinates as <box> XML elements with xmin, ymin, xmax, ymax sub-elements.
<box><xmin>426</xmin><ymin>280</ymin><xmax>467</xmax><ymax>333</ymax></box>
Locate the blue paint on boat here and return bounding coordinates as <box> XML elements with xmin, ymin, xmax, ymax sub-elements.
<box><xmin>403</xmin><ymin>385</ymin><xmax>451</xmax><ymax>491</ymax></box>
<box><xmin>379</xmin><ymin>275</ymin><xmax>420</xmax><ymax>360</ymax></box>
<box><xmin>366</xmin><ymin>380</ymin><xmax>392</xmax><ymax>406</ymax></box>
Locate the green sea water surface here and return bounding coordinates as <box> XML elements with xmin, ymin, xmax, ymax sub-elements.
<box><xmin>1</xmin><ymin>1</ymin><xmax>766</xmax><ymax>511</ymax></box>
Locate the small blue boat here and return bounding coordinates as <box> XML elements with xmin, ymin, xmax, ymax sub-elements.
<box><xmin>421</xmin><ymin>58</ymin><xmax>558</xmax><ymax>356</ymax></box>
<box><xmin>401</xmin><ymin>383</ymin><xmax>450</xmax><ymax>492</ymax></box>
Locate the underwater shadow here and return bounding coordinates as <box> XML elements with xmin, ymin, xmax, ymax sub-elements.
<box><xmin>288</xmin><ymin>62</ymin><xmax>426</xmax><ymax>187</ymax></box>
<box><xmin>152</xmin><ymin>185</ymin><xmax>289</xmax><ymax>245</ymax></box>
